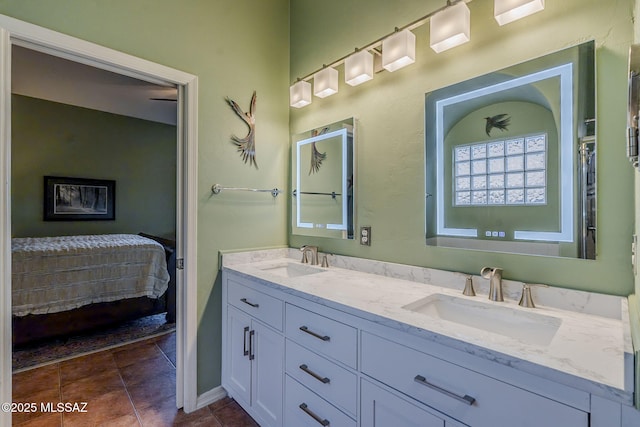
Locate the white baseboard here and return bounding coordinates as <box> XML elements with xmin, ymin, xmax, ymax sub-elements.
<box><xmin>194</xmin><ymin>386</ymin><xmax>228</xmax><ymax>411</ymax></box>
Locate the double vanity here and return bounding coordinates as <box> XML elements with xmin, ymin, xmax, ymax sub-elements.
<box><xmin>221</xmin><ymin>248</ymin><xmax>638</xmax><ymax>426</ymax></box>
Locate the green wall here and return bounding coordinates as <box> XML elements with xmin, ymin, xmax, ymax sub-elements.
<box><xmin>290</xmin><ymin>0</ymin><xmax>635</xmax><ymax>296</ymax></box>
<box><xmin>11</xmin><ymin>95</ymin><xmax>176</xmax><ymax>239</ymax></box>
<box><xmin>0</xmin><ymin>0</ymin><xmax>290</xmax><ymax>395</ymax></box>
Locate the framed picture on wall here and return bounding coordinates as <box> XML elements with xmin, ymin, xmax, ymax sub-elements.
<box><xmin>44</xmin><ymin>176</ymin><xmax>116</xmax><ymax>221</ymax></box>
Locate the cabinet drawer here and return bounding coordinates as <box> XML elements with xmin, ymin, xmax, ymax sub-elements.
<box><xmin>285</xmin><ymin>375</ymin><xmax>356</xmax><ymax>427</ymax></box>
<box><xmin>285</xmin><ymin>339</ymin><xmax>357</xmax><ymax>417</ymax></box>
<box><xmin>227</xmin><ymin>278</ymin><xmax>283</xmax><ymax>331</ymax></box>
<box><xmin>361</xmin><ymin>332</ymin><xmax>588</xmax><ymax>427</ymax></box>
<box><xmin>285</xmin><ymin>303</ymin><xmax>357</xmax><ymax>368</ymax></box>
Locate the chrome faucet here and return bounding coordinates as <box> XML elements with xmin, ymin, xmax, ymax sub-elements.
<box><xmin>481</xmin><ymin>267</ymin><xmax>504</xmax><ymax>302</ymax></box>
<box><xmin>300</xmin><ymin>245</ymin><xmax>319</xmax><ymax>265</ymax></box>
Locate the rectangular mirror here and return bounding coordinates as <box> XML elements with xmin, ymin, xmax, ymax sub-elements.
<box><xmin>292</xmin><ymin>118</ymin><xmax>355</xmax><ymax>239</ymax></box>
<box><xmin>425</xmin><ymin>41</ymin><xmax>595</xmax><ymax>259</ymax></box>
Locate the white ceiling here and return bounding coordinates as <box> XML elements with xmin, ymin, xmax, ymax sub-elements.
<box><xmin>12</xmin><ymin>46</ymin><xmax>178</xmax><ymax>126</ymax></box>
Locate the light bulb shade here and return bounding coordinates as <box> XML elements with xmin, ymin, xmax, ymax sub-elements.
<box><xmin>345</xmin><ymin>50</ymin><xmax>374</xmax><ymax>86</ymax></box>
<box><xmin>430</xmin><ymin>2</ymin><xmax>471</xmax><ymax>53</ymax></box>
<box><xmin>494</xmin><ymin>0</ymin><xmax>544</xmax><ymax>25</ymax></box>
<box><xmin>314</xmin><ymin>67</ymin><xmax>339</xmax><ymax>98</ymax></box>
<box><xmin>382</xmin><ymin>29</ymin><xmax>416</xmax><ymax>72</ymax></box>
<box><xmin>290</xmin><ymin>80</ymin><xmax>312</xmax><ymax>108</ymax></box>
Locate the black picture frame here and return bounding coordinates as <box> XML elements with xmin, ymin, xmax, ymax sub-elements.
<box><xmin>44</xmin><ymin>176</ymin><xmax>116</xmax><ymax>221</ymax></box>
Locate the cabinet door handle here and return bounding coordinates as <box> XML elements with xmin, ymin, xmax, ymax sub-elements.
<box><xmin>299</xmin><ymin>403</ymin><xmax>330</xmax><ymax>426</ymax></box>
<box><xmin>299</xmin><ymin>364</ymin><xmax>330</xmax><ymax>384</ymax></box>
<box><xmin>299</xmin><ymin>326</ymin><xmax>330</xmax><ymax>341</ymax></box>
<box><xmin>240</xmin><ymin>298</ymin><xmax>259</xmax><ymax>308</ymax></box>
<box><xmin>414</xmin><ymin>375</ymin><xmax>475</xmax><ymax>406</ymax></box>
<box><xmin>242</xmin><ymin>326</ymin><xmax>250</xmax><ymax>357</ymax></box>
<box><xmin>249</xmin><ymin>329</ymin><xmax>255</xmax><ymax>360</ymax></box>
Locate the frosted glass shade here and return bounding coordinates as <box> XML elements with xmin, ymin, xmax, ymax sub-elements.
<box><xmin>430</xmin><ymin>2</ymin><xmax>470</xmax><ymax>53</ymax></box>
<box><xmin>290</xmin><ymin>80</ymin><xmax>311</xmax><ymax>108</ymax></box>
<box><xmin>345</xmin><ymin>50</ymin><xmax>374</xmax><ymax>86</ymax></box>
<box><xmin>382</xmin><ymin>29</ymin><xmax>416</xmax><ymax>72</ymax></box>
<box><xmin>494</xmin><ymin>0</ymin><xmax>544</xmax><ymax>25</ymax></box>
<box><xmin>314</xmin><ymin>67</ymin><xmax>339</xmax><ymax>98</ymax></box>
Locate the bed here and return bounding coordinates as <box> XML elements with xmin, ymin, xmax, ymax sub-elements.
<box><xmin>11</xmin><ymin>233</ymin><xmax>176</xmax><ymax>346</ymax></box>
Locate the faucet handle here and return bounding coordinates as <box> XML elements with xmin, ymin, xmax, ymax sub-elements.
<box><xmin>462</xmin><ymin>275</ymin><xmax>475</xmax><ymax>296</ymax></box>
<box><xmin>321</xmin><ymin>254</ymin><xmax>329</xmax><ymax>268</ymax></box>
<box><xmin>518</xmin><ymin>283</ymin><xmax>549</xmax><ymax>308</ymax></box>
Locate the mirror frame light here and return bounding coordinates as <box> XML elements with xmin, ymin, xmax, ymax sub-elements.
<box><xmin>433</xmin><ymin>63</ymin><xmax>574</xmax><ymax>242</ymax></box>
<box><xmin>296</xmin><ymin>128</ymin><xmax>349</xmax><ymax>231</ymax></box>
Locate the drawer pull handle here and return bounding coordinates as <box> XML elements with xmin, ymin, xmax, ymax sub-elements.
<box><xmin>243</xmin><ymin>326</ymin><xmax>250</xmax><ymax>356</ymax></box>
<box><xmin>299</xmin><ymin>403</ymin><xmax>330</xmax><ymax>426</ymax></box>
<box><xmin>248</xmin><ymin>329</ymin><xmax>255</xmax><ymax>360</ymax></box>
<box><xmin>414</xmin><ymin>375</ymin><xmax>476</xmax><ymax>406</ymax></box>
<box><xmin>299</xmin><ymin>326</ymin><xmax>330</xmax><ymax>341</ymax></box>
<box><xmin>299</xmin><ymin>364</ymin><xmax>331</xmax><ymax>384</ymax></box>
<box><xmin>240</xmin><ymin>298</ymin><xmax>259</xmax><ymax>308</ymax></box>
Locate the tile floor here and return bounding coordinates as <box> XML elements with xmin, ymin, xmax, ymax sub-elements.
<box><xmin>12</xmin><ymin>332</ymin><xmax>258</xmax><ymax>426</ymax></box>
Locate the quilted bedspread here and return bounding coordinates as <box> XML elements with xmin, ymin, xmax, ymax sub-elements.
<box><xmin>11</xmin><ymin>234</ymin><xmax>170</xmax><ymax>316</ymax></box>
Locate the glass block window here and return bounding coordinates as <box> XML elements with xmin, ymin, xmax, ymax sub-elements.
<box><xmin>453</xmin><ymin>134</ymin><xmax>547</xmax><ymax>206</ymax></box>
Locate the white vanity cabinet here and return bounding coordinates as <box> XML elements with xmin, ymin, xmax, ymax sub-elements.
<box><xmin>221</xmin><ymin>264</ymin><xmax>634</xmax><ymax>427</ymax></box>
<box><xmin>223</xmin><ymin>279</ymin><xmax>284</xmax><ymax>427</ymax></box>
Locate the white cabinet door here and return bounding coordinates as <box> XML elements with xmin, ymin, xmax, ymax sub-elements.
<box><xmin>361</xmin><ymin>379</ymin><xmax>446</xmax><ymax>427</ymax></box>
<box><xmin>252</xmin><ymin>320</ymin><xmax>284</xmax><ymax>427</ymax></box>
<box><xmin>226</xmin><ymin>305</ymin><xmax>252</xmax><ymax>406</ymax></box>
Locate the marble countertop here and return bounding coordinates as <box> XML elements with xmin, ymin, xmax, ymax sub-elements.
<box><xmin>221</xmin><ymin>248</ymin><xmax>634</xmax><ymax>405</ymax></box>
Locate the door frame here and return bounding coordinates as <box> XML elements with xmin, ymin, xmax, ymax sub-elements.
<box><xmin>0</xmin><ymin>14</ymin><xmax>199</xmax><ymax>423</ymax></box>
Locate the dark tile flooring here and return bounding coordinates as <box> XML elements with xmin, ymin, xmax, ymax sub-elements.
<box><xmin>12</xmin><ymin>332</ymin><xmax>258</xmax><ymax>426</ymax></box>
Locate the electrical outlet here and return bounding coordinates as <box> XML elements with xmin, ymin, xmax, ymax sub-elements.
<box><xmin>360</xmin><ymin>226</ymin><xmax>372</xmax><ymax>246</ymax></box>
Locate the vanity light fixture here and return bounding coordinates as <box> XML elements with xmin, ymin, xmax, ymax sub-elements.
<box><xmin>345</xmin><ymin>49</ymin><xmax>374</xmax><ymax>86</ymax></box>
<box><xmin>290</xmin><ymin>79</ymin><xmax>312</xmax><ymax>108</ymax></box>
<box><xmin>494</xmin><ymin>0</ymin><xmax>545</xmax><ymax>26</ymax></box>
<box><xmin>430</xmin><ymin>1</ymin><xmax>471</xmax><ymax>53</ymax></box>
<box><xmin>289</xmin><ymin>0</ymin><xmax>545</xmax><ymax>108</ymax></box>
<box><xmin>314</xmin><ymin>66</ymin><xmax>339</xmax><ymax>98</ymax></box>
<box><xmin>382</xmin><ymin>28</ymin><xmax>416</xmax><ymax>72</ymax></box>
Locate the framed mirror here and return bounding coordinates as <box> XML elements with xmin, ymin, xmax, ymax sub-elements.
<box><xmin>291</xmin><ymin>118</ymin><xmax>355</xmax><ymax>239</ymax></box>
<box><xmin>425</xmin><ymin>41</ymin><xmax>595</xmax><ymax>259</ymax></box>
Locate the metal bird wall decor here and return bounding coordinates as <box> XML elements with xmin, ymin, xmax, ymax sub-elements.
<box><xmin>225</xmin><ymin>91</ymin><xmax>258</xmax><ymax>169</ymax></box>
<box><xmin>484</xmin><ymin>113</ymin><xmax>511</xmax><ymax>136</ymax></box>
<box><xmin>309</xmin><ymin>127</ymin><xmax>329</xmax><ymax>175</ymax></box>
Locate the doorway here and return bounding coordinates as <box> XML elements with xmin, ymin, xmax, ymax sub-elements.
<box><xmin>0</xmin><ymin>14</ymin><xmax>199</xmax><ymax>424</ymax></box>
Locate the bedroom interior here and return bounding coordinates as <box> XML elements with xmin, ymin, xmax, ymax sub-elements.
<box><xmin>10</xmin><ymin>46</ymin><xmax>179</xmax><ymax>362</ymax></box>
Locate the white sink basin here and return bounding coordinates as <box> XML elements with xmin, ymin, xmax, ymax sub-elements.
<box><xmin>402</xmin><ymin>293</ymin><xmax>562</xmax><ymax>346</ymax></box>
<box><xmin>256</xmin><ymin>261</ymin><xmax>326</xmax><ymax>278</ymax></box>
